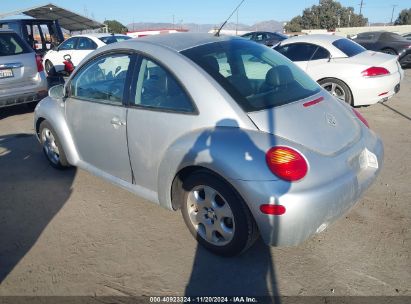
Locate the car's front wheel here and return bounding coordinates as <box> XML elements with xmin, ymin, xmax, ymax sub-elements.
<box><xmin>39</xmin><ymin>120</ymin><xmax>69</xmax><ymax>169</ymax></box>
<box><xmin>318</xmin><ymin>78</ymin><xmax>353</xmax><ymax>106</ymax></box>
<box><xmin>180</xmin><ymin>170</ymin><xmax>259</xmax><ymax>256</ymax></box>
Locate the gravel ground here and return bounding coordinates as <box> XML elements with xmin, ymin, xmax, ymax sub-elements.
<box><xmin>0</xmin><ymin>71</ymin><xmax>410</xmax><ymax>298</ymax></box>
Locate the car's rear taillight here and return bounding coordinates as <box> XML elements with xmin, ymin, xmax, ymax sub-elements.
<box><xmin>35</xmin><ymin>54</ymin><xmax>44</xmax><ymax>72</ymax></box>
<box><xmin>361</xmin><ymin>67</ymin><xmax>389</xmax><ymax>77</ymax></box>
<box><xmin>352</xmin><ymin>108</ymin><xmax>369</xmax><ymax>128</ymax></box>
<box><xmin>265</xmin><ymin>146</ymin><xmax>308</xmax><ymax>181</ymax></box>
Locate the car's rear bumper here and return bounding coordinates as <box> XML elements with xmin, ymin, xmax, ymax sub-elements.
<box><xmin>0</xmin><ymin>72</ymin><xmax>48</xmax><ymax>108</ymax></box>
<box><xmin>231</xmin><ymin>134</ymin><xmax>383</xmax><ymax>247</ymax></box>
<box><xmin>0</xmin><ymin>90</ymin><xmax>48</xmax><ymax>108</ymax></box>
<box><xmin>350</xmin><ymin>71</ymin><xmax>402</xmax><ymax>106</ymax></box>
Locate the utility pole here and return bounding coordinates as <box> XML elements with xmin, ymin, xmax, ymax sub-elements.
<box><xmin>390</xmin><ymin>5</ymin><xmax>397</xmax><ymax>25</ymax></box>
<box><xmin>359</xmin><ymin>0</ymin><xmax>364</xmax><ymax>15</ymax></box>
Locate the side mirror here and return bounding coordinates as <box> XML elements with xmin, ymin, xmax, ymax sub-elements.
<box><xmin>48</xmin><ymin>84</ymin><xmax>66</xmax><ymax>100</ymax></box>
<box><xmin>328</xmin><ymin>54</ymin><xmax>332</xmax><ymax>62</ymax></box>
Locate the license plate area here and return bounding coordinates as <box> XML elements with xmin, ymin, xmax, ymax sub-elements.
<box><xmin>359</xmin><ymin>148</ymin><xmax>379</xmax><ymax>169</ymax></box>
<box><xmin>0</xmin><ymin>68</ymin><xmax>14</xmax><ymax>79</ymax></box>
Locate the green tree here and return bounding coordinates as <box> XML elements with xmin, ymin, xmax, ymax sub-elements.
<box><xmin>285</xmin><ymin>0</ymin><xmax>367</xmax><ymax>32</ymax></box>
<box><xmin>395</xmin><ymin>9</ymin><xmax>411</xmax><ymax>25</ymax></box>
<box><xmin>104</xmin><ymin>20</ymin><xmax>128</xmax><ymax>33</ymax></box>
<box><xmin>285</xmin><ymin>16</ymin><xmax>303</xmax><ymax>32</ymax></box>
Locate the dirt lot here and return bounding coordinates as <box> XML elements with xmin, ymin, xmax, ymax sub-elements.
<box><xmin>0</xmin><ymin>71</ymin><xmax>410</xmax><ymax>298</ymax></box>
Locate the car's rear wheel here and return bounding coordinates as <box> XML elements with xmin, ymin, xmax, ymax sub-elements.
<box><xmin>381</xmin><ymin>48</ymin><xmax>397</xmax><ymax>55</ymax></box>
<box><xmin>39</xmin><ymin>120</ymin><xmax>69</xmax><ymax>169</ymax></box>
<box><xmin>180</xmin><ymin>170</ymin><xmax>259</xmax><ymax>256</ymax></box>
<box><xmin>318</xmin><ymin>78</ymin><xmax>353</xmax><ymax>105</ymax></box>
<box><xmin>45</xmin><ymin>60</ymin><xmax>56</xmax><ymax>76</ymax></box>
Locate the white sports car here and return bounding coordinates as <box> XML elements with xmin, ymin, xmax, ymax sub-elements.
<box><xmin>274</xmin><ymin>34</ymin><xmax>404</xmax><ymax>106</ymax></box>
<box><xmin>43</xmin><ymin>33</ymin><xmax>131</xmax><ymax>75</ymax></box>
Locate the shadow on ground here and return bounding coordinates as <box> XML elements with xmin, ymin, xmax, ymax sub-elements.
<box><xmin>185</xmin><ymin>239</ymin><xmax>280</xmax><ymax>298</ymax></box>
<box><xmin>0</xmin><ymin>134</ymin><xmax>75</xmax><ymax>283</ymax></box>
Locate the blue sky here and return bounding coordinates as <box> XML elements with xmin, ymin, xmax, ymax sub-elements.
<box><xmin>1</xmin><ymin>0</ymin><xmax>410</xmax><ymax>25</ymax></box>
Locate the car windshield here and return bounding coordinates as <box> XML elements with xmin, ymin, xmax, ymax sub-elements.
<box><xmin>181</xmin><ymin>39</ymin><xmax>320</xmax><ymax>112</ymax></box>
<box><xmin>99</xmin><ymin>35</ymin><xmax>131</xmax><ymax>44</ymax></box>
<box><xmin>0</xmin><ymin>32</ymin><xmax>31</xmax><ymax>56</ymax></box>
<box><xmin>332</xmin><ymin>38</ymin><xmax>365</xmax><ymax>57</ymax></box>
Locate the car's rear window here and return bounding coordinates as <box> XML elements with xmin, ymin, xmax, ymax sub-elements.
<box><xmin>332</xmin><ymin>38</ymin><xmax>365</xmax><ymax>57</ymax></box>
<box><xmin>383</xmin><ymin>32</ymin><xmax>409</xmax><ymax>42</ymax></box>
<box><xmin>99</xmin><ymin>35</ymin><xmax>131</xmax><ymax>44</ymax></box>
<box><xmin>181</xmin><ymin>39</ymin><xmax>321</xmax><ymax>112</ymax></box>
<box><xmin>0</xmin><ymin>32</ymin><xmax>32</xmax><ymax>56</ymax></box>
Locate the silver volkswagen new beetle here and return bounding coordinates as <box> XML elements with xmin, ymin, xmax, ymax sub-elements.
<box><xmin>34</xmin><ymin>33</ymin><xmax>383</xmax><ymax>256</ymax></box>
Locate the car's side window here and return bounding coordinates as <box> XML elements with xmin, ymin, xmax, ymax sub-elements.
<box><xmin>255</xmin><ymin>33</ymin><xmax>266</xmax><ymax>42</ymax></box>
<box><xmin>311</xmin><ymin>46</ymin><xmax>330</xmax><ymax>60</ymax></box>
<box><xmin>77</xmin><ymin>37</ymin><xmax>97</xmax><ymax>50</ymax></box>
<box><xmin>59</xmin><ymin>38</ymin><xmax>77</xmax><ymax>51</ymax></box>
<box><xmin>69</xmin><ymin>53</ymin><xmax>131</xmax><ymax>105</ymax></box>
<box><xmin>276</xmin><ymin>43</ymin><xmax>317</xmax><ymax>62</ymax></box>
<box><xmin>133</xmin><ymin>58</ymin><xmax>194</xmax><ymax>113</ymax></box>
<box><xmin>242</xmin><ymin>33</ymin><xmax>253</xmax><ymax>40</ymax></box>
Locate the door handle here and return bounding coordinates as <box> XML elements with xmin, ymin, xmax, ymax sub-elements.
<box><xmin>110</xmin><ymin>117</ymin><xmax>126</xmax><ymax>127</ymax></box>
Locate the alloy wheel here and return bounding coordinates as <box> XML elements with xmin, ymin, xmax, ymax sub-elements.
<box><xmin>186</xmin><ymin>185</ymin><xmax>235</xmax><ymax>246</ymax></box>
<box><xmin>41</xmin><ymin>127</ymin><xmax>60</xmax><ymax>165</ymax></box>
<box><xmin>321</xmin><ymin>81</ymin><xmax>346</xmax><ymax>102</ymax></box>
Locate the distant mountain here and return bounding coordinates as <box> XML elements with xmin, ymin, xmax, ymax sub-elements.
<box><xmin>126</xmin><ymin>20</ymin><xmax>284</xmax><ymax>33</ymax></box>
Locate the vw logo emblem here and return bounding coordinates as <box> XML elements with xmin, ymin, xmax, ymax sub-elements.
<box><xmin>326</xmin><ymin>113</ymin><xmax>337</xmax><ymax>127</ymax></box>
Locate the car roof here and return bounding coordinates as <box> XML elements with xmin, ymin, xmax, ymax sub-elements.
<box><xmin>357</xmin><ymin>31</ymin><xmax>385</xmax><ymax>35</ymax></box>
<box><xmin>119</xmin><ymin>33</ymin><xmax>238</xmax><ymax>52</ymax></box>
<box><xmin>279</xmin><ymin>34</ymin><xmax>348</xmax><ymax>57</ymax></box>
<box><xmin>72</xmin><ymin>33</ymin><xmax>128</xmax><ymax>38</ymax></box>
<box><xmin>282</xmin><ymin>34</ymin><xmax>343</xmax><ymax>45</ymax></box>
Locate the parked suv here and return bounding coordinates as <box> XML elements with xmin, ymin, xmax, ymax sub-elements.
<box><xmin>0</xmin><ymin>19</ymin><xmax>65</xmax><ymax>55</ymax></box>
<box><xmin>0</xmin><ymin>29</ymin><xmax>48</xmax><ymax>108</ymax></box>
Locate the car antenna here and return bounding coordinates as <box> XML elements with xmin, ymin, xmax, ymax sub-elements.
<box><xmin>215</xmin><ymin>0</ymin><xmax>246</xmax><ymax>37</ymax></box>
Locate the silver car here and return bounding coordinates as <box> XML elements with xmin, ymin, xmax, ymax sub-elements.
<box><xmin>34</xmin><ymin>33</ymin><xmax>383</xmax><ymax>256</ymax></box>
<box><xmin>0</xmin><ymin>29</ymin><xmax>48</xmax><ymax>108</ymax></box>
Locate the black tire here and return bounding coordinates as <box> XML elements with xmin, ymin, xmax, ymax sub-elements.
<box><xmin>39</xmin><ymin>120</ymin><xmax>69</xmax><ymax>169</ymax></box>
<box><xmin>381</xmin><ymin>48</ymin><xmax>397</xmax><ymax>55</ymax></box>
<box><xmin>318</xmin><ymin>78</ymin><xmax>353</xmax><ymax>106</ymax></box>
<box><xmin>45</xmin><ymin>60</ymin><xmax>56</xmax><ymax>77</ymax></box>
<box><xmin>26</xmin><ymin>101</ymin><xmax>38</xmax><ymax>110</ymax></box>
<box><xmin>180</xmin><ymin>170</ymin><xmax>259</xmax><ymax>256</ymax></box>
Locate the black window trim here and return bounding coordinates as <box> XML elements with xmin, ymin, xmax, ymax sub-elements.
<box><xmin>126</xmin><ymin>51</ymin><xmax>199</xmax><ymax>116</ymax></box>
<box><xmin>66</xmin><ymin>49</ymin><xmax>137</xmax><ymax>107</ymax></box>
<box><xmin>310</xmin><ymin>44</ymin><xmax>330</xmax><ymax>61</ymax></box>
<box><xmin>276</xmin><ymin>42</ymin><xmax>321</xmax><ymax>62</ymax></box>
